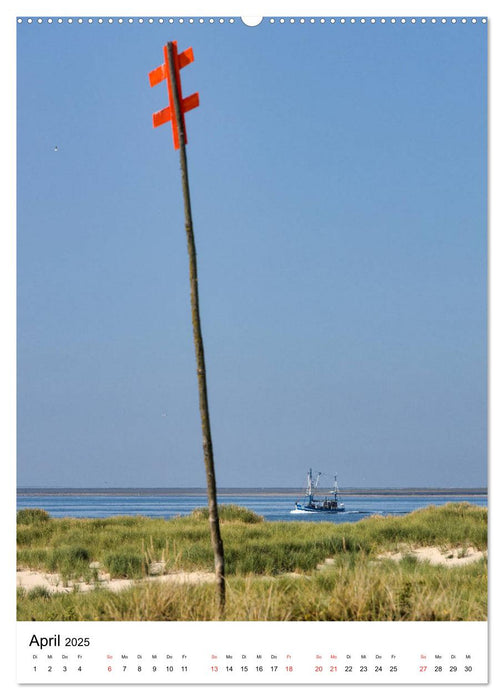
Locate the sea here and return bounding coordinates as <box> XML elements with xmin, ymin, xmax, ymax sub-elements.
<box><xmin>16</xmin><ymin>489</ymin><xmax>487</xmax><ymax>524</ymax></box>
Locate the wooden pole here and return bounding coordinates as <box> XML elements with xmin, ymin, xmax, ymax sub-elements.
<box><xmin>165</xmin><ymin>41</ymin><xmax>226</xmax><ymax>615</ymax></box>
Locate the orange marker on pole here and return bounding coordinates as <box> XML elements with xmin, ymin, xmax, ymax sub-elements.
<box><xmin>148</xmin><ymin>41</ymin><xmax>199</xmax><ymax>149</ymax></box>
<box><xmin>148</xmin><ymin>43</ymin><xmax>226</xmax><ymax>615</ymax></box>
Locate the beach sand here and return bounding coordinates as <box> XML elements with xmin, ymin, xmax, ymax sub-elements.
<box><xmin>376</xmin><ymin>545</ymin><xmax>486</xmax><ymax>567</ymax></box>
<box><xmin>16</xmin><ymin>566</ymin><xmax>215</xmax><ymax>594</ymax></box>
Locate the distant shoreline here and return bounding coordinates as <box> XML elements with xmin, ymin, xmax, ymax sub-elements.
<box><xmin>17</xmin><ymin>487</ymin><xmax>488</xmax><ymax>498</ymax></box>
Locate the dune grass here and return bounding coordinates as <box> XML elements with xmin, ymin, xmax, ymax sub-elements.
<box><xmin>17</xmin><ymin>555</ymin><xmax>487</xmax><ymax>622</ymax></box>
<box><xmin>16</xmin><ymin>502</ymin><xmax>487</xmax><ymax>621</ymax></box>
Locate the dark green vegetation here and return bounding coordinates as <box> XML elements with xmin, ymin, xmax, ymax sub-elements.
<box><xmin>17</xmin><ymin>502</ymin><xmax>487</xmax><ymax>621</ymax></box>
<box><xmin>16</xmin><ymin>508</ymin><xmax>50</xmax><ymax>525</ymax></box>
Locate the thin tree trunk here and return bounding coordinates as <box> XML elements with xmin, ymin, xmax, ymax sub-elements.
<box><xmin>166</xmin><ymin>41</ymin><xmax>225</xmax><ymax>615</ymax></box>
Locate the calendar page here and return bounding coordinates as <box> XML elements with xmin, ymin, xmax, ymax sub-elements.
<box><xmin>12</xmin><ymin>1</ymin><xmax>492</xmax><ymax>694</ymax></box>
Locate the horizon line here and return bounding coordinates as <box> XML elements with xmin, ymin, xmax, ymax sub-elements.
<box><xmin>17</xmin><ymin>485</ymin><xmax>488</xmax><ymax>492</ymax></box>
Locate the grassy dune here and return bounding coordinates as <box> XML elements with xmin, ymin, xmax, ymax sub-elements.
<box><xmin>16</xmin><ymin>502</ymin><xmax>487</xmax><ymax>621</ymax></box>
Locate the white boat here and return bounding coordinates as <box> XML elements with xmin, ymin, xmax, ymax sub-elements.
<box><xmin>295</xmin><ymin>469</ymin><xmax>345</xmax><ymax>513</ymax></box>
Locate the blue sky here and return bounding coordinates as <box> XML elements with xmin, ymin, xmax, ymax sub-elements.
<box><xmin>16</xmin><ymin>17</ymin><xmax>487</xmax><ymax>488</ymax></box>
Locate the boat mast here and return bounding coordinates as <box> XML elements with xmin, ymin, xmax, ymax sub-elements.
<box><xmin>332</xmin><ymin>474</ymin><xmax>340</xmax><ymax>502</ymax></box>
<box><xmin>307</xmin><ymin>468</ymin><xmax>314</xmax><ymax>504</ymax></box>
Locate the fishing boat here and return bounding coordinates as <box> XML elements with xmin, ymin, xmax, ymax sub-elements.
<box><xmin>295</xmin><ymin>469</ymin><xmax>345</xmax><ymax>513</ymax></box>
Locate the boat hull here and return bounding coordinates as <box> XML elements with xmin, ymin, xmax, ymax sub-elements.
<box><xmin>295</xmin><ymin>503</ymin><xmax>345</xmax><ymax>513</ymax></box>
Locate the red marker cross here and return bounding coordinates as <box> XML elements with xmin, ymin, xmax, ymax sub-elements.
<box><xmin>149</xmin><ymin>41</ymin><xmax>199</xmax><ymax>149</ymax></box>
